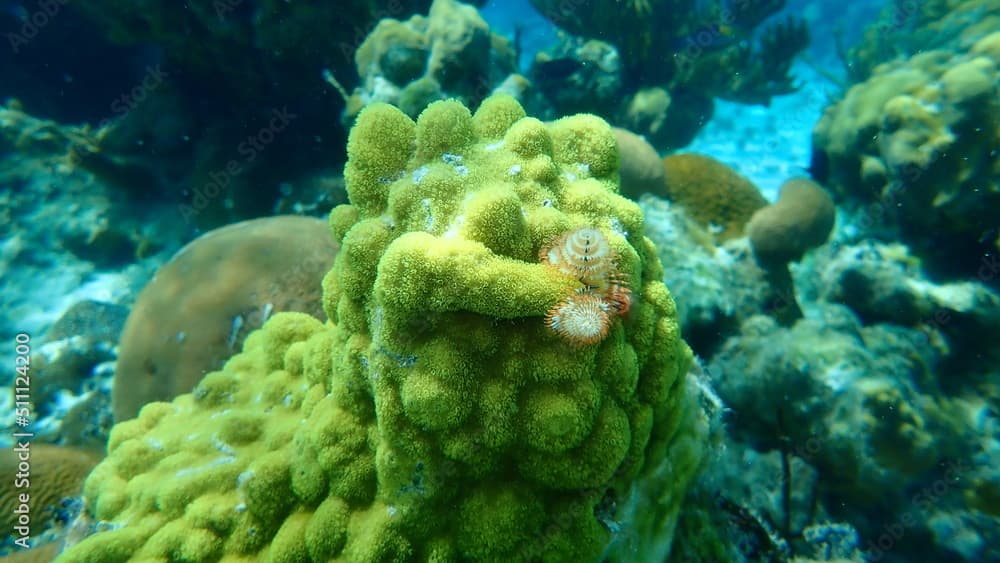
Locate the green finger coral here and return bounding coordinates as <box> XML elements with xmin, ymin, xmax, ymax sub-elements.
<box><xmin>58</xmin><ymin>95</ymin><xmax>708</xmax><ymax>562</ymax></box>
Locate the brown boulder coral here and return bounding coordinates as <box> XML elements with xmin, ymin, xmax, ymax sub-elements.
<box><xmin>112</xmin><ymin>215</ymin><xmax>337</xmax><ymax>422</ymax></box>
<box><xmin>660</xmin><ymin>153</ymin><xmax>768</xmax><ymax>242</ymax></box>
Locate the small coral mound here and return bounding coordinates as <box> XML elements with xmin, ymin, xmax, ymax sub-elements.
<box><xmin>711</xmin><ymin>306</ymin><xmax>965</xmax><ymax>498</ymax></box>
<box><xmin>59</xmin><ymin>95</ymin><xmax>707</xmax><ymax>561</ymax></box>
<box><xmin>112</xmin><ymin>215</ymin><xmax>338</xmax><ymax>422</ymax></box>
<box><xmin>660</xmin><ymin>153</ymin><xmax>768</xmax><ymax>242</ymax></box>
<box><xmin>747</xmin><ymin>177</ymin><xmax>835</xmax><ymax>268</ymax></box>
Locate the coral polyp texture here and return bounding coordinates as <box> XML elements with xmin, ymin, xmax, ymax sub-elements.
<box><xmin>58</xmin><ymin>95</ymin><xmax>708</xmax><ymax>561</ymax></box>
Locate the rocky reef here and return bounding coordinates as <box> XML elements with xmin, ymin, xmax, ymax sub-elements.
<box><xmin>814</xmin><ymin>29</ymin><xmax>999</xmax><ymax>279</ymax></box>
<box><xmin>527</xmin><ymin>0</ymin><xmax>810</xmax><ymax>149</ymax></box>
<box><xmin>1</xmin><ymin>2</ymin><xmax>998</xmax><ymax>561</ymax></box>
<box><xmin>344</xmin><ymin>0</ymin><xmax>519</xmax><ymax>123</ymax></box>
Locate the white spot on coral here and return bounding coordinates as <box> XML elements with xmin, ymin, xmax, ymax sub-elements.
<box><xmin>211</xmin><ymin>434</ymin><xmax>237</xmax><ymax>455</ymax></box>
<box><xmin>822</xmin><ymin>360</ymin><xmax>863</xmax><ymax>394</ymax></box>
<box><xmin>175</xmin><ymin>456</ymin><xmax>236</xmax><ymax>478</ymax></box>
<box><xmin>412</xmin><ymin>165</ymin><xmax>429</xmax><ymax>184</ymax></box>
<box><xmin>387</xmin><ymin>505</ymin><xmax>398</xmax><ymax>517</ymax></box>
<box><xmin>378</xmin><ymin>170</ymin><xmax>405</xmax><ymax>185</ymax></box>
<box><xmin>485</xmin><ymin>140</ymin><xmax>504</xmax><ymax>151</ymax></box>
<box><xmin>562</xmin><ymin>171</ymin><xmax>577</xmax><ymax>182</ymax></box>
<box><xmin>227</xmin><ymin>315</ymin><xmax>244</xmax><ymax>349</ymax></box>
<box><xmin>421</xmin><ymin>198</ymin><xmax>434</xmax><ymax>230</ymax></box>
<box><xmin>576</xmin><ymin>162</ymin><xmax>591</xmax><ymax>175</ymax></box>
<box><xmin>443</xmin><ymin>214</ymin><xmax>466</xmax><ymax>239</ymax></box>
<box><xmin>440</xmin><ymin>154</ymin><xmax>468</xmax><ymax>176</ymax></box>
<box><xmin>610</xmin><ymin>218</ymin><xmax>628</xmax><ymax>238</ymax></box>
<box><xmin>237</xmin><ymin>469</ymin><xmax>255</xmax><ymax>488</ymax></box>
<box><xmin>508</xmin><ymin>164</ymin><xmax>522</xmax><ymax>176</ymax></box>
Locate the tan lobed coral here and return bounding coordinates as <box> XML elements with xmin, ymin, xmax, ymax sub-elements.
<box><xmin>812</xmin><ymin>32</ymin><xmax>999</xmax><ymax>273</ymax></box>
<box><xmin>847</xmin><ymin>0</ymin><xmax>1000</xmax><ymax>82</ymax></box>
<box><xmin>112</xmin><ymin>215</ymin><xmax>338</xmax><ymax>422</ymax></box>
